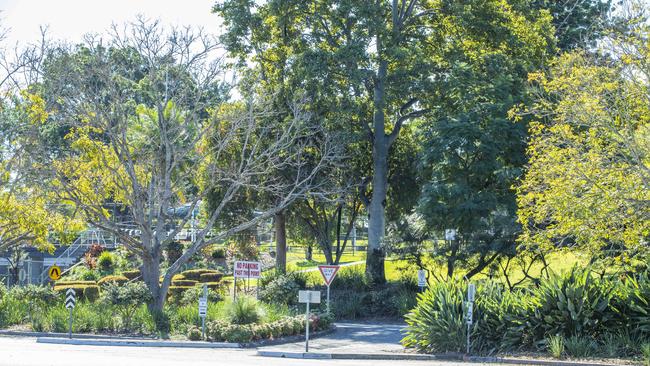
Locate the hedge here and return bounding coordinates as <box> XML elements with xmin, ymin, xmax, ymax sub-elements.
<box><xmin>168</xmin><ymin>286</ymin><xmax>193</xmax><ymax>298</ymax></box>
<box><xmin>122</xmin><ymin>270</ymin><xmax>141</xmax><ymax>280</ymax></box>
<box><xmin>53</xmin><ymin>285</ymin><xmax>100</xmax><ymax>302</ymax></box>
<box><xmin>181</xmin><ymin>269</ymin><xmax>219</xmax><ymax>281</ymax></box>
<box><xmin>55</xmin><ymin>280</ymin><xmax>97</xmax><ymax>286</ymax></box>
<box><xmin>199</xmin><ymin>273</ymin><xmax>223</xmax><ymax>283</ymax></box>
<box><xmin>172</xmin><ymin>280</ymin><xmax>199</xmax><ymax>287</ymax></box>
<box><xmin>98</xmin><ymin>275</ymin><xmax>129</xmax><ymax>286</ymax></box>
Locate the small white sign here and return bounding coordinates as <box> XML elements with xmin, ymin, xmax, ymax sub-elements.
<box><xmin>318</xmin><ymin>265</ymin><xmax>340</xmax><ymax>286</ymax></box>
<box><xmin>445</xmin><ymin>229</ymin><xmax>457</xmax><ymax>241</ymax></box>
<box><xmin>467</xmin><ymin>283</ymin><xmax>476</xmax><ymax>302</ymax></box>
<box><xmin>233</xmin><ymin>261</ymin><xmax>261</xmax><ymax>279</ymax></box>
<box><xmin>298</xmin><ymin>290</ymin><xmax>321</xmax><ymax>304</ymax></box>
<box><xmin>198</xmin><ymin>298</ymin><xmax>208</xmax><ymax>317</ymax></box>
<box><xmin>466</xmin><ymin>301</ymin><xmax>473</xmax><ymax>324</ymax></box>
<box><xmin>417</xmin><ymin>270</ymin><xmax>427</xmax><ymax>288</ymax></box>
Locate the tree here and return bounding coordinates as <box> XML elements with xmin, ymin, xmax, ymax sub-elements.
<box><xmin>20</xmin><ymin>20</ymin><xmax>337</xmax><ymax>315</ymax></box>
<box><xmin>416</xmin><ymin>0</ymin><xmax>554</xmax><ymax>278</ymax></box>
<box><xmin>517</xmin><ymin>15</ymin><xmax>649</xmax><ymax>258</ymax></box>
<box><xmin>531</xmin><ymin>0</ymin><xmax>616</xmax><ymax>51</ymax></box>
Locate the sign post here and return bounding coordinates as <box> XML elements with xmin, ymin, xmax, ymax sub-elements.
<box><xmin>199</xmin><ymin>284</ymin><xmax>208</xmax><ymax>340</ymax></box>
<box><xmin>317</xmin><ymin>265</ymin><xmax>339</xmax><ymax>313</ymax></box>
<box><xmin>233</xmin><ymin>261</ymin><xmax>261</xmax><ymax>300</ymax></box>
<box><xmin>298</xmin><ymin>290</ymin><xmax>321</xmax><ymax>352</ymax></box>
<box><xmin>417</xmin><ymin>269</ymin><xmax>427</xmax><ymax>292</ymax></box>
<box><xmin>465</xmin><ymin>283</ymin><xmax>476</xmax><ymax>354</ymax></box>
<box><xmin>65</xmin><ymin>288</ymin><xmax>76</xmax><ymax>339</ymax></box>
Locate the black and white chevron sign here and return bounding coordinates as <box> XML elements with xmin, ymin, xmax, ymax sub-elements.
<box><xmin>65</xmin><ymin>289</ymin><xmax>76</xmax><ymax>309</ymax></box>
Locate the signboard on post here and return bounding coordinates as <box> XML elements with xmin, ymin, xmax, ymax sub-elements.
<box><xmin>199</xmin><ymin>285</ymin><xmax>208</xmax><ymax>340</ymax></box>
<box><xmin>465</xmin><ymin>282</ymin><xmax>476</xmax><ymax>355</ymax></box>
<box><xmin>298</xmin><ymin>290</ymin><xmax>321</xmax><ymax>353</ymax></box>
<box><xmin>65</xmin><ymin>289</ymin><xmax>76</xmax><ymax>339</ymax></box>
<box><xmin>417</xmin><ymin>269</ymin><xmax>427</xmax><ymax>290</ymax></box>
<box><xmin>233</xmin><ymin>261</ymin><xmax>261</xmax><ymax>278</ymax></box>
<box><xmin>233</xmin><ymin>261</ymin><xmax>261</xmax><ymax>300</ymax></box>
<box><xmin>48</xmin><ymin>265</ymin><xmax>62</xmax><ymax>281</ymax></box>
<box><xmin>318</xmin><ymin>265</ymin><xmax>339</xmax><ymax>313</ymax></box>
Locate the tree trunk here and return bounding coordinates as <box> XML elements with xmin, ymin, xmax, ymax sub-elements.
<box><xmin>141</xmin><ymin>252</ymin><xmax>164</xmax><ymax>313</ymax></box>
<box><xmin>274</xmin><ymin>211</ymin><xmax>287</xmax><ymax>274</ymax></box>
<box><xmin>305</xmin><ymin>244</ymin><xmax>313</xmax><ymax>261</ymax></box>
<box><xmin>366</xmin><ymin>59</ymin><xmax>388</xmax><ymax>285</ymax></box>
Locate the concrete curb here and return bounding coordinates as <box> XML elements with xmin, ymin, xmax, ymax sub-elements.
<box><xmin>464</xmin><ymin>356</ymin><xmax>629</xmax><ymax>366</ymax></box>
<box><xmin>256</xmin><ymin>351</ymin><xmax>628</xmax><ymax>365</ymax></box>
<box><xmin>256</xmin><ymin>350</ymin><xmax>436</xmax><ymax>360</ymax></box>
<box><xmin>242</xmin><ymin>326</ymin><xmax>336</xmax><ymax>348</ymax></box>
<box><xmin>36</xmin><ymin>337</ymin><xmax>241</xmax><ymax>349</ymax></box>
<box><xmin>0</xmin><ymin>330</ymin><xmax>156</xmax><ymax>340</ymax></box>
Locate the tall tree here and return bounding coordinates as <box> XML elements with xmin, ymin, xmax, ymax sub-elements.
<box><xmin>416</xmin><ymin>0</ymin><xmax>554</xmax><ymax>278</ymax></box>
<box><xmin>19</xmin><ymin>20</ymin><xmax>337</xmax><ymax>315</ymax></box>
<box><xmin>517</xmin><ymin>16</ymin><xmax>649</xmax><ymax>258</ymax></box>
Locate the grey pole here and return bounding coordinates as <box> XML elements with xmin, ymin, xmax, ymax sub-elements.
<box><xmin>305</xmin><ymin>300</ymin><xmax>310</xmax><ymax>352</ymax></box>
<box><xmin>68</xmin><ymin>307</ymin><xmax>73</xmax><ymax>339</ymax></box>
<box><xmin>326</xmin><ymin>285</ymin><xmax>330</xmax><ymax>313</ymax></box>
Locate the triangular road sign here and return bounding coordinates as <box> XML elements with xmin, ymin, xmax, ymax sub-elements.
<box><xmin>318</xmin><ymin>265</ymin><xmax>340</xmax><ymax>286</ymax></box>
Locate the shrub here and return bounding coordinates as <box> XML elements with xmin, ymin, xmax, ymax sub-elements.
<box><xmin>165</xmin><ymin>241</ymin><xmax>183</xmax><ymax>265</ymax></box>
<box><xmin>53</xmin><ymin>285</ymin><xmax>100</xmax><ymax>302</ymax></box>
<box><xmin>199</xmin><ymin>273</ymin><xmax>223</xmax><ymax>283</ymax></box>
<box><xmin>101</xmin><ymin>282</ymin><xmax>152</xmax><ymax>331</ymax></box>
<box><xmin>226</xmin><ymin>296</ymin><xmax>262</xmax><ymax>325</ymax></box>
<box><xmin>97</xmin><ymin>251</ymin><xmax>115</xmax><ymax>272</ymax></box>
<box><xmin>188</xmin><ymin>326</ymin><xmax>203</xmax><ymax>341</ymax></box>
<box><xmin>204</xmin><ymin>282</ymin><xmax>224</xmax><ymax>291</ymax></box>
<box><xmin>547</xmin><ymin>335</ymin><xmax>565</xmax><ymax>359</ymax></box>
<box><xmin>329</xmin><ymin>267</ymin><xmax>367</xmax><ymax>291</ymax></box>
<box><xmin>80</xmin><ymin>269</ymin><xmax>100</xmax><ymax>281</ymax></box>
<box><xmin>611</xmin><ymin>274</ymin><xmax>650</xmax><ymax>336</ymax></box>
<box><xmin>564</xmin><ymin>336</ymin><xmax>597</xmax><ymax>358</ymax></box>
<box><xmin>55</xmin><ymin>280</ymin><xmax>97</xmax><ymax>286</ymax></box>
<box><xmin>402</xmin><ymin>281</ymin><xmax>467</xmax><ymax>353</ymax></box>
<box><xmin>122</xmin><ymin>269</ymin><xmax>141</xmax><ymax>280</ymax></box>
<box><xmin>168</xmin><ymin>286</ymin><xmax>193</xmax><ymax>300</ymax></box>
<box><xmin>98</xmin><ymin>275</ymin><xmax>129</xmax><ymax>286</ymax></box>
<box><xmin>530</xmin><ymin>267</ymin><xmax>613</xmax><ymax>340</ymax></box>
<box><xmin>259</xmin><ymin>273</ymin><xmax>301</xmax><ymax>305</ymax></box>
<box><xmin>642</xmin><ymin>343</ymin><xmax>650</xmax><ymax>366</ymax></box>
<box><xmin>211</xmin><ymin>248</ymin><xmax>226</xmax><ymax>260</ymax></box>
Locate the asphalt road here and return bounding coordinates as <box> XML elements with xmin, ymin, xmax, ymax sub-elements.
<box><xmin>0</xmin><ymin>336</ymin><xmax>485</xmax><ymax>366</ymax></box>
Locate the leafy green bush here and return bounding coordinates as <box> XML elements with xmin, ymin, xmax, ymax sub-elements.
<box><xmin>225</xmin><ymin>296</ymin><xmax>262</xmax><ymax>325</ymax></box>
<box><xmin>530</xmin><ymin>267</ymin><xmax>612</xmax><ymax>340</ymax></box>
<box><xmin>187</xmin><ymin>326</ymin><xmax>203</xmax><ymax>341</ymax></box>
<box><xmin>547</xmin><ymin>335</ymin><xmax>565</xmax><ymax>359</ymax></box>
<box><xmin>641</xmin><ymin>343</ymin><xmax>650</xmax><ymax>366</ymax></box>
<box><xmin>611</xmin><ymin>274</ymin><xmax>650</xmax><ymax>336</ymax></box>
<box><xmin>329</xmin><ymin>267</ymin><xmax>367</xmax><ymax>291</ymax></box>
<box><xmin>564</xmin><ymin>335</ymin><xmax>597</xmax><ymax>358</ymax></box>
<box><xmin>97</xmin><ymin>251</ymin><xmax>115</xmax><ymax>272</ymax></box>
<box><xmin>259</xmin><ymin>272</ymin><xmax>302</xmax><ymax>305</ymax></box>
<box><xmin>211</xmin><ymin>248</ymin><xmax>226</xmax><ymax>260</ymax></box>
<box><xmin>402</xmin><ymin>281</ymin><xmax>467</xmax><ymax>353</ymax></box>
<box><xmin>101</xmin><ymin>282</ymin><xmax>152</xmax><ymax>331</ymax></box>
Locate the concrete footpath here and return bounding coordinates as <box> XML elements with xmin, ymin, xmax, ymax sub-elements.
<box><xmin>258</xmin><ymin>321</ymin><xmax>410</xmax><ymax>357</ymax></box>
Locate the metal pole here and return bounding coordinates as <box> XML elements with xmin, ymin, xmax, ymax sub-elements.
<box><xmin>68</xmin><ymin>307</ymin><xmax>73</xmax><ymax>339</ymax></box>
<box><xmin>326</xmin><ymin>285</ymin><xmax>330</xmax><ymax>313</ymax></box>
<box><xmin>233</xmin><ymin>277</ymin><xmax>236</xmax><ymax>300</ymax></box>
<box><xmin>202</xmin><ymin>316</ymin><xmax>205</xmax><ymax>340</ymax></box>
<box><xmin>305</xmin><ymin>300</ymin><xmax>310</xmax><ymax>352</ymax></box>
<box><xmin>467</xmin><ymin>322</ymin><xmax>470</xmax><ymax>354</ymax></box>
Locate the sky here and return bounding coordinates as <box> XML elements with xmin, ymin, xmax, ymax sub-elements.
<box><xmin>0</xmin><ymin>0</ymin><xmax>221</xmax><ymax>46</ymax></box>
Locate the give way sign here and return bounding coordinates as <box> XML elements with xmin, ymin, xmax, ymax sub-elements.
<box><xmin>318</xmin><ymin>265</ymin><xmax>340</xmax><ymax>286</ymax></box>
